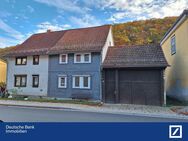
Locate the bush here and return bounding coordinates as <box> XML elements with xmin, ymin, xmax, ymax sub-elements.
<box><xmin>0</xmin><ymin>82</ymin><xmax>7</xmax><ymax>98</ymax></box>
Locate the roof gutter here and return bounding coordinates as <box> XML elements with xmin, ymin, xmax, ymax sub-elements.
<box><xmin>160</xmin><ymin>14</ymin><xmax>187</xmax><ymax>46</ymax></box>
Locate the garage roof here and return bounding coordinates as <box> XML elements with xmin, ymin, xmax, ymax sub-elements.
<box><xmin>103</xmin><ymin>44</ymin><xmax>168</xmax><ymax>68</ymax></box>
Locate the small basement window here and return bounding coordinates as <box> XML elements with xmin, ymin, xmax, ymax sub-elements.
<box><xmin>171</xmin><ymin>35</ymin><xmax>176</xmax><ymax>55</ymax></box>
<box><xmin>14</xmin><ymin>75</ymin><xmax>27</xmax><ymax>87</ymax></box>
<box><xmin>32</xmin><ymin>75</ymin><xmax>39</xmax><ymax>87</ymax></box>
<box><xmin>58</xmin><ymin>75</ymin><xmax>67</xmax><ymax>88</ymax></box>
<box><xmin>16</xmin><ymin>57</ymin><xmax>27</xmax><ymax>65</ymax></box>
<box><xmin>33</xmin><ymin>55</ymin><xmax>39</xmax><ymax>65</ymax></box>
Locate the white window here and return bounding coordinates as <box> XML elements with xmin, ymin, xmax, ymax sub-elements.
<box><xmin>171</xmin><ymin>35</ymin><xmax>176</xmax><ymax>55</ymax></box>
<box><xmin>72</xmin><ymin>75</ymin><xmax>91</xmax><ymax>89</ymax></box>
<box><xmin>59</xmin><ymin>54</ymin><xmax>68</xmax><ymax>64</ymax></box>
<box><xmin>75</xmin><ymin>54</ymin><xmax>81</xmax><ymax>62</ymax></box>
<box><xmin>74</xmin><ymin>53</ymin><xmax>91</xmax><ymax>63</ymax></box>
<box><xmin>58</xmin><ymin>75</ymin><xmax>67</xmax><ymax>88</ymax></box>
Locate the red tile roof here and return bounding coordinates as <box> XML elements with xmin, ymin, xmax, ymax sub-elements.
<box><xmin>7</xmin><ymin>25</ymin><xmax>111</xmax><ymax>56</ymax></box>
<box><xmin>103</xmin><ymin>44</ymin><xmax>169</xmax><ymax>68</ymax></box>
<box><xmin>49</xmin><ymin>25</ymin><xmax>111</xmax><ymax>54</ymax></box>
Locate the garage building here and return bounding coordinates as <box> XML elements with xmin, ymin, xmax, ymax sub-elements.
<box><xmin>102</xmin><ymin>44</ymin><xmax>168</xmax><ymax>106</ymax></box>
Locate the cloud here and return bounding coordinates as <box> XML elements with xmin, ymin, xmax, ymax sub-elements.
<box><xmin>35</xmin><ymin>21</ymin><xmax>71</xmax><ymax>33</ymax></box>
<box><xmin>0</xmin><ymin>19</ymin><xmax>24</xmax><ymax>40</ymax></box>
<box><xmin>0</xmin><ymin>19</ymin><xmax>26</xmax><ymax>47</ymax></box>
<box><xmin>27</xmin><ymin>5</ymin><xmax>35</xmax><ymax>13</ymax></box>
<box><xmin>34</xmin><ymin>0</ymin><xmax>86</xmax><ymax>14</ymax></box>
<box><xmin>70</xmin><ymin>14</ymin><xmax>101</xmax><ymax>27</ymax></box>
<box><xmin>0</xmin><ymin>36</ymin><xmax>19</xmax><ymax>48</ymax></box>
<box><xmin>0</xmin><ymin>11</ymin><xmax>11</xmax><ymax>18</ymax></box>
<box><xmin>84</xmin><ymin>0</ymin><xmax>188</xmax><ymax>22</ymax></box>
<box><xmin>107</xmin><ymin>12</ymin><xmax>128</xmax><ymax>22</ymax></box>
<box><xmin>0</xmin><ymin>20</ymin><xmax>71</xmax><ymax>48</ymax></box>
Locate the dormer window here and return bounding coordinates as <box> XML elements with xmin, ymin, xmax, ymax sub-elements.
<box><xmin>74</xmin><ymin>53</ymin><xmax>91</xmax><ymax>63</ymax></box>
<box><xmin>59</xmin><ymin>54</ymin><xmax>68</xmax><ymax>64</ymax></box>
<box><xmin>33</xmin><ymin>55</ymin><xmax>39</xmax><ymax>65</ymax></box>
<box><xmin>15</xmin><ymin>57</ymin><xmax>27</xmax><ymax>65</ymax></box>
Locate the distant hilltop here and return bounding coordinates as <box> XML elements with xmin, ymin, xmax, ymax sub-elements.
<box><xmin>112</xmin><ymin>17</ymin><xmax>177</xmax><ymax>46</ymax></box>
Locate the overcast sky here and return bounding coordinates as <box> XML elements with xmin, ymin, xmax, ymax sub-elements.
<box><xmin>0</xmin><ymin>0</ymin><xmax>187</xmax><ymax>48</ymax></box>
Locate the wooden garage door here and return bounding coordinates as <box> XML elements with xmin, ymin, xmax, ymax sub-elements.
<box><xmin>104</xmin><ymin>69</ymin><xmax>162</xmax><ymax>105</ymax></box>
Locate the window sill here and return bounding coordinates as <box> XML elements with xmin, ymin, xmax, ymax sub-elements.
<box><xmin>59</xmin><ymin>62</ymin><xmax>68</xmax><ymax>64</ymax></box>
<box><xmin>15</xmin><ymin>64</ymin><xmax>27</xmax><ymax>66</ymax></box>
<box><xmin>74</xmin><ymin>62</ymin><xmax>91</xmax><ymax>64</ymax></box>
<box><xmin>14</xmin><ymin>86</ymin><xmax>26</xmax><ymax>88</ymax></box>
<box><xmin>72</xmin><ymin>87</ymin><xmax>91</xmax><ymax>90</ymax></box>
<box><xmin>58</xmin><ymin>87</ymin><xmax>67</xmax><ymax>89</ymax></box>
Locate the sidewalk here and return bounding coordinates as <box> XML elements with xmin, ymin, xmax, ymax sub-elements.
<box><xmin>0</xmin><ymin>99</ymin><xmax>188</xmax><ymax>120</ymax></box>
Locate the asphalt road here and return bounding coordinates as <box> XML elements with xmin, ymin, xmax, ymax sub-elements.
<box><xmin>0</xmin><ymin>105</ymin><xmax>187</xmax><ymax>122</ymax></box>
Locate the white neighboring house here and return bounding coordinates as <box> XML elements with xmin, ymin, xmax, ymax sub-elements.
<box><xmin>6</xmin><ymin>55</ymin><xmax>48</xmax><ymax>96</ymax></box>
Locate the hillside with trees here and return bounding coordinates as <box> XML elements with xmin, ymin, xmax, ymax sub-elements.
<box><xmin>0</xmin><ymin>17</ymin><xmax>177</xmax><ymax>53</ymax></box>
<box><xmin>0</xmin><ymin>46</ymin><xmax>16</xmax><ymax>58</ymax></box>
<box><xmin>112</xmin><ymin>17</ymin><xmax>177</xmax><ymax>46</ymax></box>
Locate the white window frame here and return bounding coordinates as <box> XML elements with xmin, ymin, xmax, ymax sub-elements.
<box><xmin>59</xmin><ymin>54</ymin><xmax>68</xmax><ymax>64</ymax></box>
<box><xmin>58</xmin><ymin>75</ymin><xmax>67</xmax><ymax>88</ymax></box>
<box><xmin>171</xmin><ymin>35</ymin><xmax>176</xmax><ymax>55</ymax></box>
<box><xmin>72</xmin><ymin>75</ymin><xmax>91</xmax><ymax>89</ymax></box>
<box><xmin>74</xmin><ymin>53</ymin><xmax>91</xmax><ymax>63</ymax></box>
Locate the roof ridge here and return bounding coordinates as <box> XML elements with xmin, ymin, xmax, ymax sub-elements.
<box><xmin>32</xmin><ymin>24</ymin><xmax>111</xmax><ymax>36</ymax></box>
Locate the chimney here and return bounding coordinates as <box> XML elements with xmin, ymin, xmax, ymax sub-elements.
<box><xmin>47</xmin><ymin>29</ymin><xmax>52</xmax><ymax>33</ymax></box>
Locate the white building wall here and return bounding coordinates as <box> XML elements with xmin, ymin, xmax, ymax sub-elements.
<box><xmin>102</xmin><ymin>26</ymin><xmax>114</xmax><ymax>62</ymax></box>
<box><xmin>7</xmin><ymin>55</ymin><xmax>48</xmax><ymax>96</ymax></box>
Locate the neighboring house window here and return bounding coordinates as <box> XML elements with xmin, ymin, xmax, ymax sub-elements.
<box><xmin>33</xmin><ymin>55</ymin><xmax>39</xmax><ymax>65</ymax></box>
<box><xmin>74</xmin><ymin>53</ymin><xmax>91</xmax><ymax>63</ymax></box>
<box><xmin>32</xmin><ymin>75</ymin><xmax>39</xmax><ymax>87</ymax></box>
<box><xmin>59</xmin><ymin>54</ymin><xmax>68</xmax><ymax>64</ymax></box>
<box><xmin>14</xmin><ymin>75</ymin><xmax>27</xmax><ymax>87</ymax></box>
<box><xmin>15</xmin><ymin>57</ymin><xmax>27</xmax><ymax>65</ymax></box>
<box><xmin>58</xmin><ymin>75</ymin><xmax>67</xmax><ymax>88</ymax></box>
<box><xmin>72</xmin><ymin>75</ymin><xmax>91</xmax><ymax>89</ymax></box>
<box><xmin>171</xmin><ymin>35</ymin><xmax>176</xmax><ymax>55</ymax></box>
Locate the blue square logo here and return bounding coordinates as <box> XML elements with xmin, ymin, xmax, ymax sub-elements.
<box><xmin>169</xmin><ymin>125</ymin><xmax>182</xmax><ymax>139</ymax></box>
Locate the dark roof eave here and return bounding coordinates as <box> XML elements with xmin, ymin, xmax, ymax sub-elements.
<box><xmin>5</xmin><ymin>51</ymin><xmax>48</xmax><ymax>57</ymax></box>
<box><xmin>47</xmin><ymin>49</ymin><xmax>102</xmax><ymax>55</ymax></box>
<box><xmin>102</xmin><ymin>65</ymin><xmax>168</xmax><ymax>69</ymax></box>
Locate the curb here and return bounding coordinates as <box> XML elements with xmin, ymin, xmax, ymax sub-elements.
<box><xmin>0</xmin><ymin>103</ymin><xmax>76</xmax><ymax>110</ymax></box>
<box><xmin>0</xmin><ymin>103</ymin><xmax>188</xmax><ymax>120</ymax></box>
